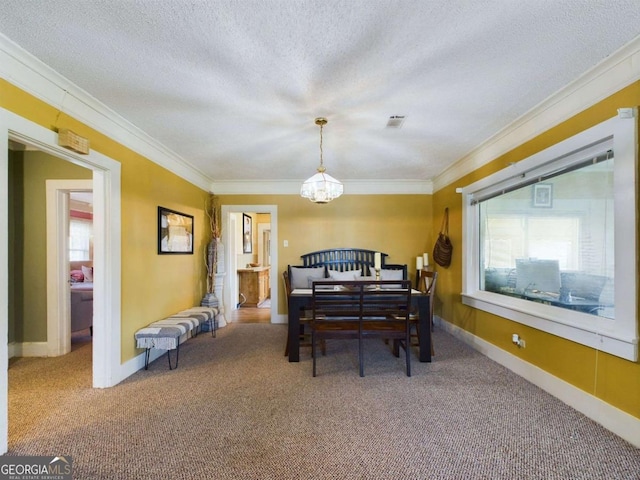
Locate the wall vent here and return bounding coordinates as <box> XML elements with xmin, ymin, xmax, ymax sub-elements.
<box><xmin>386</xmin><ymin>115</ymin><xmax>405</xmax><ymax>128</ymax></box>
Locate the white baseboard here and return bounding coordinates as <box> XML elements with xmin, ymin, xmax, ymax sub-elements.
<box><xmin>119</xmin><ymin>349</ymin><xmax>166</xmax><ymax>383</ymax></box>
<box><xmin>435</xmin><ymin>317</ymin><xmax>640</xmax><ymax>448</ymax></box>
<box><xmin>8</xmin><ymin>342</ymin><xmax>48</xmax><ymax>358</ymax></box>
<box><xmin>117</xmin><ymin>332</ymin><xmax>192</xmax><ymax>383</ymax></box>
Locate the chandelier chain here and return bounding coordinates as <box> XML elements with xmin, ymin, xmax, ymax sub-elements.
<box><xmin>319</xmin><ymin>123</ymin><xmax>324</xmax><ymax>167</ymax></box>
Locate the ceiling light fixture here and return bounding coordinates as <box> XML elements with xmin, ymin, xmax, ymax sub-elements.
<box><xmin>300</xmin><ymin>117</ymin><xmax>343</xmax><ymax>204</ymax></box>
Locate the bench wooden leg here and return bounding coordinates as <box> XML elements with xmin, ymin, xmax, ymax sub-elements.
<box><xmin>167</xmin><ymin>344</ymin><xmax>180</xmax><ymax>370</ymax></box>
<box><xmin>144</xmin><ymin>348</ymin><xmax>151</xmax><ymax>370</ymax></box>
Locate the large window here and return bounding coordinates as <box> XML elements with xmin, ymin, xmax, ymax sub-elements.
<box><xmin>479</xmin><ymin>155</ymin><xmax>614</xmax><ymax>319</ymax></box>
<box><xmin>461</xmin><ymin>114</ymin><xmax>637</xmax><ymax>361</ymax></box>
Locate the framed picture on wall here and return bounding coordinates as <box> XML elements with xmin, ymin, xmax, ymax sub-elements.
<box><xmin>158</xmin><ymin>206</ymin><xmax>194</xmax><ymax>254</ymax></box>
<box><xmin>243</xmin><ymin>213</ymin><xmax>252</xmax><ymax>253</ymax></box>
<box><xmin>532</xmin><ymin>183</ymin><xmax>553</xmax><ymax>208</ymax></box>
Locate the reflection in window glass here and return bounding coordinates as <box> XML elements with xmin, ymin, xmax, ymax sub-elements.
<box><xmin>479</xmin><ymin>158</ymin><xmax>614</xmax><ymax>318</ymax></box>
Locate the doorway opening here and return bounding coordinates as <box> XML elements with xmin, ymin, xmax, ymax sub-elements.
<box><xmin>2</xmin><ymin>107</ymin><xmax>122</xmax><ymax>454</ymax></box>
<box><xmin>69</xmin><ymin>191</ymin><xmax>94</xmax><ymax>350</ymax></box>
<box><xmin>221</xmin><ymin>205</ymin><xmax>279</xmax><ymax>325</ymax></box>
<box><xmin>45</xmin><ymin>179</ymin><xmax>93</xmax><ymax>358</ymax></box>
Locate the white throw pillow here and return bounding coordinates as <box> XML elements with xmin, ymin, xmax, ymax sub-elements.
<box><xmin>290</xmin><ymin>267</ymin><xmax>324</xmax><ymax>289</ymax></box>
<box><xmin>380</xmin><ymin>268</ymin><xmax>403</xmax><ymax>288</ymax></box>
<box><xmin>81</xmin><ymin>265</ymin><xmax>93</xmax><ymax>282</ymax></box>
<box><xmin>328</xmin><ymin>269</ymin><xmax>362</xmax><ymax>280</ymax></box>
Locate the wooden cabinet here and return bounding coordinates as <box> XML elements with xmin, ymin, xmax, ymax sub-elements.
<box><xmin>238</xmin><ymin>267</ymin><xmax>270</xmax><ymax>307</ymax></box>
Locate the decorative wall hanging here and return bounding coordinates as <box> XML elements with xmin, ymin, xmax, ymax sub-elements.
<box><xmin>158</xmin><ymin>206</ymin><xmax>194</xmax><ymax>254</ymax></box>
<box><xmin>243</xmin><ymin>213</ymin><xmax>253</xmax><ymax>253</ymax></box>
<box><xmin>433</xmin><ymin>207</ymin><xmax>453</xmax><ymax>267</ymax></box>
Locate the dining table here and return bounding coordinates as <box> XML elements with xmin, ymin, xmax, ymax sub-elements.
<box><xmin>287</xmin><ymin>288</ymin><xmax>432</xmax><ymax>363</ymax></box>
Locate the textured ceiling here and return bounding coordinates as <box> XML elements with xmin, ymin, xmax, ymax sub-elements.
<box><xmin>1</xmin><ymin>1</ymin><xmax>640</xmax><ymax>185</ymax></box>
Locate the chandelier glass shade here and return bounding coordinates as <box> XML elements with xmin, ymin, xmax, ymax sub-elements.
<box><xmin>300</xmin><ymin>117</ymin><xmax>343</xmax><ymax>203</ymax></box>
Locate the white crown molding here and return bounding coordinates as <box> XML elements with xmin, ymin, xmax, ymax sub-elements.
<box><xmin>434</xmin><ymin>34</ymin><xmax>640</xmax><ymax>192</ymax></box>
<box><xmin>0</xmin><ymin>32</ymin><xmax>212</xmax><ymax>192</ymax></box>
<box><xmin>211</xmin><ymin>179</ymin><xmax>433</xmax><ymax>195</ymax></box>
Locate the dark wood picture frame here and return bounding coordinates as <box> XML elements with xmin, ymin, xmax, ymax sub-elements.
<box><xmin>158</xmin><ymin>206</ymin><xmax>194</xmax><ymax>254</ymax></box>
<box><xmin>243</xmin><ymin>213</ymin><xmax>252</xmax><ymax>253</ymax></box>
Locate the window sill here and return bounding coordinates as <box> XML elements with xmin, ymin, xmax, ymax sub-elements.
<box><xmin>461</xmin><ymin>291</ymin><xmax>637</xmax><ymax>361</ymax></box>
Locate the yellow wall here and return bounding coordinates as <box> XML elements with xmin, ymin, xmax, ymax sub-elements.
<box><xmin>218</xmin><ymin>194</ymin><xmax>434</xmax><ymax>314</ymax></box>
<box><xmin>432</xmin><ymin>81</ymin><xmax>640</xmax><ymax>419</ymax></box>
<box><xmin>2</xmin><ymin>80</ymin><xmax>210</xmax><ymax>363</ymax></box>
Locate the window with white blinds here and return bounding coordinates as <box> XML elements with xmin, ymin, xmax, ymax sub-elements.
<box><xmin>69</xmin><ymin>217</ymin><xmax>92</xmax><ymax>261</ymax></box>
<box><xmin>460</xmin><ymin>113</ymin><xmax>637</xmax><ymax>361</ymax></box>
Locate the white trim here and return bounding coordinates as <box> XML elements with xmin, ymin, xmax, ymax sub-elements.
<box><xmin>46</xmin><ymin>180</ymin><xmax>92</xmax><ymax>357</ymax></box>
<box><xmin>434</xmin><ymin>35</ymin><xmax>640</xmax><ymax>192</ymax></box>
<box><xmin>436</xmin><ymin>317</ymin><xmax>640</xmax><ymax>448</ymax></box>
<box><xmin>221</xmin><ymin>205</ymin><xmax>278</xmax><ymax>324</ymax></box>
<box><xmin>8</xmin><ymin>342</ymin><xmax>48</xmax><ymax>358</ymax></box>
<box><xmin>0</xmin><ymin>32</ymin><xmax>211</xmax><ymax>192</ymax></box>
<box><xmin>0</xmin><ymin>109</ymin><xmax>8</xmax><ymax>453</ymax></box>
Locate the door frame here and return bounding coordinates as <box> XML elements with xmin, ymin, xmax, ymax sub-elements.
<box><xmin>221</xmin><ymin>205</ymin><xmax>280</xmax><ymax>322</ymax></box>
<box><xmin>1</xmin><ymin>108</ymin><xmax>122</xmax><ymax>454</ymax></box>
<box><xmin>46</xmin><ymin>179</ymin><xmax>93</xmax><ymax>356</ymax></box>
<box><xmin>257</xmin><ymin>222</ymin><xmax>271</xmax><ymax>268</ymax></box>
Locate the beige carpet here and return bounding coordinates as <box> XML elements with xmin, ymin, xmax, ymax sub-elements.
<box><xmin>7</xmin><ymin>324</ymin><xmax>640</xmax><ymax>479</ymax></box>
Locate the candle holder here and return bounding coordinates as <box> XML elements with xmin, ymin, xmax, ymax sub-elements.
<box><xmin>375</xmin><ymin>267</ymin><xmax>381</xmax><ymax>289</ymax></box>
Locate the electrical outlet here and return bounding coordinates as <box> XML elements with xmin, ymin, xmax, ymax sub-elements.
<box><xmin>512</xmin><ymin>333</ymin><xmax>525</xmax><ymax>348</ymax></box>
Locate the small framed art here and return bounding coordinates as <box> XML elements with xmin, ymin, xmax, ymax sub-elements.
<box><xmin>158</xmin><ymin>206</ymin><xmax>194</xmax><ymax>254</ymax></box>
<box><xmin>243</xmin><ymin>213</ymin><xmax>252</xmax><ymax>253</ymax></box>
<box><xmin>532</xmin><ymin>184</ymin><xmax>553</xmax><ymax>208</ymax></box>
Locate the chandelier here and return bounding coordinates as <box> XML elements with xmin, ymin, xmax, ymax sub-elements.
<box><xmin>300</xmin><ymin>117</ymin><xmax>344</xmax><ymax>203</ymax></box>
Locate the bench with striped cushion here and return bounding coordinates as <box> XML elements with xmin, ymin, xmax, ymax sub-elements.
<box><xmin>135</xmin><ymin>326</ymin><xmax>183</xmax><ymax>370</ymax></box>
<box><xmin>134</xmin><ymin>306</ymin><xmax>219</xmax><ymax>370</ymax></box>
<box><xmin>173</xmin><ymin>307</ymin><xmax>218</xmax><ymax>336</ymax></box>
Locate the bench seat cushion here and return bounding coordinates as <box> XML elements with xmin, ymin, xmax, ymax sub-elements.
<box><xmin>149</xmin><ymin>319</ymin><xmax>195</xmax><ymax>335</ymax></box>
<box><xmin>173</xmin><ymin>311</ymin><xmax>209</xmax><ymax>325</ymax></box>
<box><xmin>135</xmin><ymin>327</ymin><xmax>182</xmax><ymax>350</ymax></box>
<box><xmin>179</xmin><ymin>307</ymin><xmax>218</xmax><ymax>320</ymax></box>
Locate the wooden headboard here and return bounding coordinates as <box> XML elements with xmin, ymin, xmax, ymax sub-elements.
<box><xmin>295</xmin><ymin>248</ymin><xmax>407</xmax><ymax>279</ymax></box>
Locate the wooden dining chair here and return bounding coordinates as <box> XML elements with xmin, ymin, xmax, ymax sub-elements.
<box><xmin>283</xmin><ymin>271</ymin><xmax>324</xmax><ymax>357</ymax></box>
<box><xmin>411</xmin><ymin>270</ymin><xmax>438</xmax><ymax>354</ymax></box>
<box><xmin>359</xmin><ymin>280</ymin><xmax>413</xmax><ymax>377</ymax></box>
<box><xmin>311</xmin><ymin>280</ymin><xmax>412</xmax><ymax>377</ymax></box>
